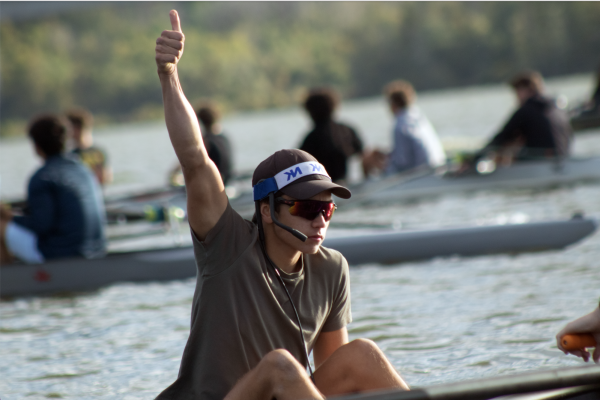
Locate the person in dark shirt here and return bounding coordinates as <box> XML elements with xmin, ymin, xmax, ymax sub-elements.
<box><xmin>197</xmin><ymin>102</ymin><xmax>233</xmax><ymax>184</ymax></box>
<box><xmin>169</xmin><ymin>101</ymin><xmax>233</xmax><ymax>186</ymax></box>
<box><xmin>299</xmin><ymin>88</ymin><xmax>364</xmax><ymax>183</ymax></box>
<box><xmin>478</xmin><ymin>70</ymin><xmax>572</xmax><ymax>161</ymax></box>
<box><xmin>0</xmin><ymin>114</ymin><xmax>107</xmax><ymax>265</ymax></box>
<box><xmin>66</xmin><ymin>108</ymin><xmax>113</xmax><ymax>186</ymax></box>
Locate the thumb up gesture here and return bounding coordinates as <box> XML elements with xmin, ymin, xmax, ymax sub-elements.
<box><xmin>155</xmin><ymin>10</ymin><xmax>185</xmax><ymax>75</ymax></box>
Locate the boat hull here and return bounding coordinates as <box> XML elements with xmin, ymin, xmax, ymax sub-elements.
<box><xmin>570</xmin><ymin>111</ymin><xmax>600</xmax><ymax>132</ymax></box>
<box><xmin>324</xmin><ymin>217</ymin><xmax>597</xmax><ymax>265</ymax></box>
<box><xmin>1</xmin><ymin>217</ymin><xmax>595</xmax><ymax>298</ymax></box>
<box><xmin>346</xmin><ymin>157</ymin><xmax>600</xmax><ymax>205</ymax></box>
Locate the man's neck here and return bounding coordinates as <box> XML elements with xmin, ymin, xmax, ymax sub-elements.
<box><xmin>263</xmin><ymin>229</ymin><xmax>303</xmax><ymax>274</ymax></box>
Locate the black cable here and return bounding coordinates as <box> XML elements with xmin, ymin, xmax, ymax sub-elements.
<box><xmin>254</xmin><ymin>200</ymin><xmax>316</xmax><ymax>384</ymax></box>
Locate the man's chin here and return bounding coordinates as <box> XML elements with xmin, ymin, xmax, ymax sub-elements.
<box><xmin>301</xmin><ymin>243</ymin><xmax>321</xmax><ymax>255</ymax></box>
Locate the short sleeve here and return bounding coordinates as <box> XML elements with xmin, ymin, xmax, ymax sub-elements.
<box><xmin>191</xmin><ymin>202</ymin><xmax>256</xmax><ymax>276</ymax></box>
<box><xmin>322</xmin><ymin>257</ymin><xmax>352</xmax><ymax>332</ymax></box>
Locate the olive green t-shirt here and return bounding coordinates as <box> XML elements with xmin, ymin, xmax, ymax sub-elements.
<box><xmin>156</xmin><ymin>202</ymin><xmax>352</xmax><ymax>400</ymax></box>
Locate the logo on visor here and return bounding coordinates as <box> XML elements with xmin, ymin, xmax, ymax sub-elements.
<box><xmin>284</xmin><ymin>167</ymin><xmax>303</xmax><ymax>181</ymax></box>
<box><xmin>310</xmin><ymin>163</ymin><xmax>322</xmax><ymax>172</ymax></box>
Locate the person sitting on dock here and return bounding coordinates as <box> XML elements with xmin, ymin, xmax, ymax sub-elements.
<box><xmin>299</xmin><ymin>87</ymin><xmax>365</xmax><ymax>183</ymax></box>
<box><xmin>0</xmin><ymin>114</ymin><xmax>107</xmax><ymax>265</ymax></box>
<box><xmin>556</xmin><ymin>299</ymin><xmax>600</xmax><ymax>364</ymax></box>
<box><xmin>476</xmin><ymin>70</ymin><xmax>572</xmax><ymax>163</ymax></box>
<box><xmin>378</xmin><ymin>80</ymin><xmax>447</xmax><ymax>176</ymax></box>
<box><xmin>154</xmin><ymin>10</ymin><xmax>409</xmax><ymax>400</ymax></box>
<box><xmin>66</xmin><ymin>107</ymin><xmax>113</xmax><ymax>186</ymax></box>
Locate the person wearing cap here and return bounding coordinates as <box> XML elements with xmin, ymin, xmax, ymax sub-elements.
<box><xmin>299</xmin><ymin>87</ymin><xmax>365</xmax><ymax>183</ymax></box>
<box><xmin>476</xmin><ymin>70</ymin><xmax>572</xmax><ymax>162</ymax></box>
<box><xmin>154</xmin><ymin>10</ymin><xmax>409</xmax><ymax>400</ymax></box>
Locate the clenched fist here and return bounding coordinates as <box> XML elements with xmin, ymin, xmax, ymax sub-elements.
<box><xmin>155</xmin><ymin>10</ymin><xmax>185</xmax><ymax>75</ymax></box>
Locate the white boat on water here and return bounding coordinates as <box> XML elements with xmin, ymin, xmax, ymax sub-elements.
<box><xmin>93</xmin><ymin>156</ymin><xmax>600</xmax><ymax>223</ymax></box>
<box><xmin>1</xmin><ymin>216</ymin><xmax>595</xmax><ymax>298</ymax></box>
<box><xmin>223</xmin><ymin>156</ymin><xmax>600</xmax><ymax>212</ymax></box>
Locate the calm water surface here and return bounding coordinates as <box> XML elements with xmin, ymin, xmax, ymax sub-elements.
<box><xmin>1</xmin><ymin>75</ymin><xmax>600</xmax><ymax>399</ymax></box>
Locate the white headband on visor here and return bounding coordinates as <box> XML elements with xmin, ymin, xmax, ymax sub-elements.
<box><xmin>253</xmin><ymin>161</ymin><xmax>330</xmax><ymax>201</ymax></box>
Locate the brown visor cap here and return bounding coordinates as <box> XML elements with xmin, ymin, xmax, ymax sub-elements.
<box><xmin>252</xmin><ymin>149</ymin><xmax>351</xmax><ymax>200</ymax></box>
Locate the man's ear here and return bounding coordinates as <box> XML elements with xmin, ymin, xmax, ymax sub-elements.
<box><xmin>260</xmin><ymin>202</ymin><xmax>273</xmax><ymax>224</ymax></box>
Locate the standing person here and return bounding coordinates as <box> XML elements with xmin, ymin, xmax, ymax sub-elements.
<box><xmin>169</xmin><ymin>101</ymin><xmax>233</xmax><ymax>186</ymax></box>
<box><xmin>154</xmin><ymin>10</ymin><xmax>409</xmax><ymax>399</ymax></box>
<box><xmin>0</xmin><ymin>115</ymin><xmax>106</xmax><ymax>265</ymax></box>
<box><xmin>299</xmin><ymin>87</ymin><xmax>365</xmax><ymax>183</ymax></box>
<box><xmin>382</xmin><ymin>80</ymin><xmax>447</xmax><ymax>175</ymax></box>
<box><xmin>476</xmin><ymin>70</ymin><xmax>572</xmax><ymax>161</ymax></box>
<box><xmin>66</xmin><ymin>108</ymin><xmax>113</xmax><ymax>186</ymax></box>
<box><xmin>556</xmin><ymin>300</ymin><xmax>600</xmax><ymax>364</ymax></box>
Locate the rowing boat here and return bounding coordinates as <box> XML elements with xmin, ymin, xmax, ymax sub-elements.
<box><xmin>334</xmin><ymin>365</ymin><xmax>600</xmax><ymax>400</ymax></box>
<box><xmin>570</xmin><ymin>110</ymin><xmax>600</xmax><ymax>132</ymax></box>
<box><xmin>223</xmin><ymin>156</ymin><xmax>600</xmax><ymax>212</ymax></box>
<box><xmin>341</xmin><ymin>156</ymin><xmax>600</xmax><ymax>206</ymax></box>
<box><xmin>1</xmin><ymin>216</ymin><xmax>595</xmax><ymax>298</ymax></box>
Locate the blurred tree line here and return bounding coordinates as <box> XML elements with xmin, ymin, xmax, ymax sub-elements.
<box><xmin>1</xmin><ymin>1</ymin><xmax>599</xmax><ymax>137</ymax></box>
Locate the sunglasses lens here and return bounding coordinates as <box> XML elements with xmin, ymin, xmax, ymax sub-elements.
<box><xmin>289</xmin><ymin>201</ymin><xmax>335</xmax><ymax>221</ymax></box>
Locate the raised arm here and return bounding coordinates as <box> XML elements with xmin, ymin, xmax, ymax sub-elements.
<box><xmin>155</xmin><ymin>10</ymin><xmax>228</xmax><ymax>239</ymax></box>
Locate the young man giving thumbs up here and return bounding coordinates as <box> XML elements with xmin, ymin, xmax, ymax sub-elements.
<box><xmin>153</xmin><ymin>10</ymin><xmax>409</xmax><ymax>400</ymax></box>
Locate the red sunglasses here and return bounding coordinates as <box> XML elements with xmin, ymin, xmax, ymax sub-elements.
<box><xmin>275</xmin><ymin>197</ymin><xmax>337</xmax><ymax>221</ymax></box>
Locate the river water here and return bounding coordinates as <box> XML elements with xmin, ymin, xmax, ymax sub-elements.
<box><xmin>1</xmin><ymin>75</ymin><xmax>600</xmax><ymax>399</ymax></box>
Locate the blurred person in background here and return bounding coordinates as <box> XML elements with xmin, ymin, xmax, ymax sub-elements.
<box><xmin>556</xmin><ymin>299</ymin><xmax>600</xmax><ymax>364</ymax></box>
<box><xmin>591</xmin><ymin>66</ymin><xmax>600</xmax><ymax>110</ymax></box>
<box><xmin>169</xmin><ymin>101</ymin><xmax>233</xmax><ymax>186</ymax></box>
<box><xmin>371</xmin><ymin>80</ymin><xmax>446</xmax><ymax>176</ymax></box>
<box><xmin>0</xmin><ymin>114</ymin><xmax>106</xmax><ymax>265</ymax></box>
<box><xmin>66</xmin><ymin>108</ymin><xmax>113</xmax><ymax>186</ymax></box>
<box><xmin>299</xmin><ymin>87</ymin><xmax>366</xmax><ymax>183</ymax></box>
<box><xmin>580</xmin><ymin>65</ymin><xmax>600</xmax><ymax>114</ymax></box>
<box><xmin>475</xmin><ymin>70</ymin><xmax>572</xmax><ymax>164</ymax></box>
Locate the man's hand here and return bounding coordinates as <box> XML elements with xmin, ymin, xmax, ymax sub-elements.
<box><xmin>556</xmin><ymin>306</ymin><xmax>600</xmax><ymax>363</ymax></box>
<box><xmin>155</xmin><ymin>10</ymin><xmax>185</xmax><ymax>76</ymax></box>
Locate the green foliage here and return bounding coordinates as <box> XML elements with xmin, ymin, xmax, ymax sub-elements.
<box><xmin>1</xmin><ymin>2</ymin><xmax>599</xmax><ymax>137</ymax></box>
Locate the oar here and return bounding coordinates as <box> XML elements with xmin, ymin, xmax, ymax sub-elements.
<box><xmin>561</xmin><ymin>333</ymin><xmax>597</xmax><ymax>351</ymax></box>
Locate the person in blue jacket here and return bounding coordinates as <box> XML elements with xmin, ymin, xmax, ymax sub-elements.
<box><xmin>0</xmin><ymin>114</ymin><xmax>107</xmax><ymax>265</ymax></box>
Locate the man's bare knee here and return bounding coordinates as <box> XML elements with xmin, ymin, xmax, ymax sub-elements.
<box><xmin>259</xmin><ymin>349</ymin><xmax>304</xmax><ymax>381</ymax></box>
<box><xmin>257</xmin><ymin>349</ymin><xmax>316</xmax><ymax>397</ymax></box>
<box><xmin>347</xmin><ymin>338</ymin><xmax>382</xmax><ymax>359</ymax></box>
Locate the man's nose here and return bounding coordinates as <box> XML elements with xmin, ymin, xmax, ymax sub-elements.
<box><xmin>312</xmin><ymin>212</ymin><xmax>327</xmax><ymax>227</ymax></box>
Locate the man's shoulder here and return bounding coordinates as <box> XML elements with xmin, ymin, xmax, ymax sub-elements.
<box><xmin>311</xmin><ymin>245</ymin><xmax>348</xmax><ymax>271</ymax></box>
<box><xmin>197</xmin><ymin>201</ymin><xmax>255</xmax><ymax>246</ymax></box>
<box><xmin>333</xmin><ymin>121</ymin><xmax>361</xmax><ymax>136</ymax></box>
